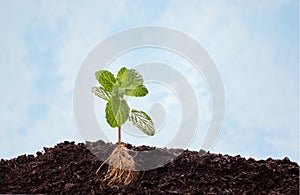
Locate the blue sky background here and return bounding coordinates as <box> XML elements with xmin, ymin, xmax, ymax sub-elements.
<box><xmin>0</xmin><ymin>1</ymin><xmax>299</xmax><ymax>162</ymax></box>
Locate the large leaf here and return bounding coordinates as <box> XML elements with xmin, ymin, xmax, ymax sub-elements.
<box><xmin>117</xmin><ymin>68</ymin><xmax>143</xmax><ymax>92</ymax></box>
<box><xmin>105</xmin><ymin>101</ymin><xmax>118</xmax><ymax>128</ymax></box>
<box><xmin>95</xmin><ymin>70</ymin><xmax>116</xmax><ymax>91</ymax></box>
<box><xmin>91</xmin><ymin>86</ymin><xmax>112</xmax><ymax>101</ymax></box>
<box><xmin>111</xmin><ymin>96</ymin><xmax>130</xmax><ymax>127</ymax></box>
<box><xmin>126</xmin><ymin>85</ymin><xmax>148</xmax><ymax>97</ymax></box>
<box><xmin>129</xmin><ymin>110</ymin><xmax>155</xmax><ymax>136</ymax></box>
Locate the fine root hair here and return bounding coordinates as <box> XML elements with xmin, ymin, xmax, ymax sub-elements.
<box><xmin>96</xmin><ymin>144</ymin><xmax>138</xmax><ymax>186</ymax></box>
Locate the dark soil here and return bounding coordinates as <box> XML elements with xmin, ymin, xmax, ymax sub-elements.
<box><xmin>0</xmin><ymin>140</ymin><xmax>299</xmax><ymax>194</ymax></box>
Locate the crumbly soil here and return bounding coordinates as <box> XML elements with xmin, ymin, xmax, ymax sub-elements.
<box><xmin>0</xmin><ymin>140</ymin><xmax>299</xmax><ymax>194</ymax></box>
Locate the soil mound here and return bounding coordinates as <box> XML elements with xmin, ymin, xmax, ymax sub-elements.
<box><xmin>0</xmin><ymin>141</ymin><xmax>299</xmax><ymax>194</ymax></box>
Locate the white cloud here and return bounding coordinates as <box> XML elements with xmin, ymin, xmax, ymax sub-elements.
<box><xmin>155</xmin><ymin>0</ymin><xmax>299</xmax><ymax>161</ymax></box>
<box><xmin>0</xmin><ymin>1</ymin><xmax>298</xmax><ymax>162</ymax></box>
<box><xmin>0</xmin><ymin>3</ymin><xmax>38</xmax><ymax>158</ymax></box>
<box><xmin>0</xmin><ymin>1</ymin><xmax>130</xmax><ymax>158</ymax></box>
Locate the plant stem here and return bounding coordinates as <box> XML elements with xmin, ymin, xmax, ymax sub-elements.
<box><xmin>118</xmin><ymin>126</ymin><xmax>121</xmax><ymax>145</ymax></box>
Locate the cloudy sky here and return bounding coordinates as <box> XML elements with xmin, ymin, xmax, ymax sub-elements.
<box><xmin>0</xmin><ymin>0</ymin><xmax>299</xmax><ymax>163</ymax></box>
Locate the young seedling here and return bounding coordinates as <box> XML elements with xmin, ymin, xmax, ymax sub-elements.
<box><xmin>92</xmin><ymin>67</ymin><xmax>155</xmax><ymax>186</ymax></box>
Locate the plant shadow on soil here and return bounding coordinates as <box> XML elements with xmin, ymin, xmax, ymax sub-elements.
<box><xmin>0</xmin><ymin>140</ymin><xmax>299</xmax><ymax>194</ymax></box>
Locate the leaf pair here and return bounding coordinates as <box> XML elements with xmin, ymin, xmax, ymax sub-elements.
<box><xmin>92</xmin><ymin>67</ymin><xmax>155</xmax><ymax>136</ymax></box>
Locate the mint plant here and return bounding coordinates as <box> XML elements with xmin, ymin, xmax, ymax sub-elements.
<box><xmin>92</xmin><ymin>67</ymin><xmax>155</xmax><ymax>186</ymax></box>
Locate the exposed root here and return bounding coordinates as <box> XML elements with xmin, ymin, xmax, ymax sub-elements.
<box><xmin>96</xmin><ymin>144</ymin><xmax>138</xmax><ymax>186</ymax></box>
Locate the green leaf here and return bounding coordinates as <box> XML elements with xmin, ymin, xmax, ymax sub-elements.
<box><xmin>95</xmin><ymin>70</ymin><xmax>116</xmax><ymax>91</ymax></box>
<box><xmin>117</xmin><ymin>68</ymin><xmax>143</xmax><ymax>91</ymax></box>
<box><xmin>129</xmin><ymin>110</ymin><xmax>155</xmax><ymax>136</ymax></box>
<box><xmin>111</xmin><ymin>84</ymin><xmax>125</xmax><ymax>98</ymax></box>
<box><xmin>111</xmin><ymin>96</ymin><xmax>130</xmax><ymax>127</ymax></box>
<box><xmin>105</xmin><ymin>101</ymin><xmax>118</xmax><ymax>128</ymax></box>
<box><xmin>117</xmin><ymin>67</ymin><xmax>128</xmax><ymax>80</ymax></box>
<box><xmin>91</xmin><ymin>86</ymin><xmax>112</xmax><ymax>101</ymax></box>
<box><xmin>126</xmin><ymin>85</ymin><xmax>148</xmax><ymax>97</ymax></box>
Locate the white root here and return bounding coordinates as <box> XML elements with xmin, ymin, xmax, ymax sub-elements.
<box><xmin>96</xmin><ymin>144</ymin><xmax>138</xmax><ymax>186</ymax></box>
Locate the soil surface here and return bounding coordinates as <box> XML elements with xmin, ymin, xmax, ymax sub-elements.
<box><xmin>0</xmin><ymin>140</ymin><xmax>299</xmax><ymax>194</ymax></box>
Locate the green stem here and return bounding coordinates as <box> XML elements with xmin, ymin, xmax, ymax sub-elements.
<box><xmin>118</xmin><ymin>126</ymin><xmax>121</xmax><ymax>145</ymax></box>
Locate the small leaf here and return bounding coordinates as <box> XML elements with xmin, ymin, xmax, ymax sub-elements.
<box><xmin>111</xmin><ymin>96</ymin><xmax>130</xmax><ymax>127</ymax></box>
<box><xmin>95</xmin><ymin>70</ymin><xmax>116</xmax><ymax>91</ymax></box>
<box><xmin>126</xmin><ymin>85</ymin><xmax>148</xmax><ymax>97</ymax></box>
<box><xmin>129</xmin><ymin>110</ymin><xmax>155</xmax><ymax>136</ymax></box>
<box><xmin>117</xmin><ymin>68</ymin><xmax>143</xmax><ymax>91</ymax></box>
<box><xmin>105</xmin><ymin>101</ymin><xmax>118</xmax><ymax>128</ymax></box>
<box><xmin>117</xmin><ymin>67</ymin><xmax>128</xmax><ymax>80</ymax></box>
<box><xmin>111</xmin><ymin>84</ymin><xmax>125</xmax><ymax>97</ymax></box>
<box><xmin>91</xmin><ymin>86</ymin><xmax>112</xmax><ymax>101</ymax></box>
